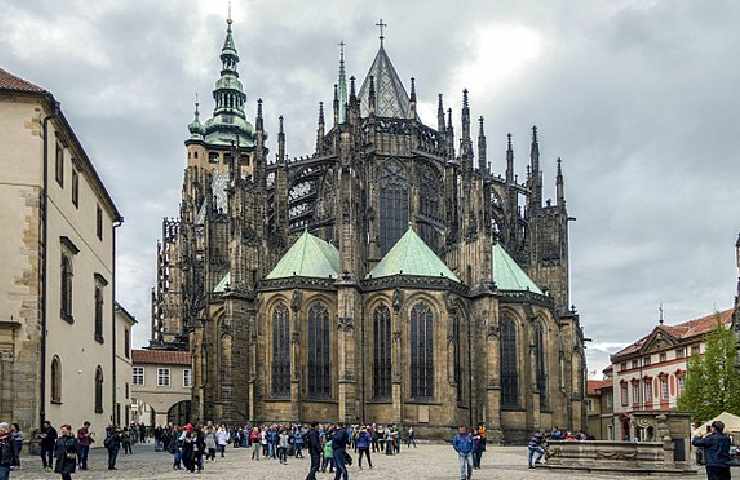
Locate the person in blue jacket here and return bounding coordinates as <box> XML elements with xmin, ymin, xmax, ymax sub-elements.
<box><xmin>692</xmin><ymin>420</ymin><xmax>732</xmax><ymax>480</ymax></box>
<box><xmin>452</xmin><ymin>425</ymin><xmax>474</xmax><ymax>480</ymax></box>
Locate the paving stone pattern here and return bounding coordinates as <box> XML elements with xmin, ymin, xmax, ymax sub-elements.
<box><xmin>10</xmin><ymin>443</ymin><xmax>708</xmax><ymax>479</ymax></box>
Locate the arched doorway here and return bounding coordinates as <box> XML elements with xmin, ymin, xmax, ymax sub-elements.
<box><xmin>167</xmin><ymin>400</ymin><xmax>192</xmax><ymax>426</ymax></box>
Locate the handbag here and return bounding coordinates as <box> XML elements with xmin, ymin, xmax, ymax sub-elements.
<box><xmin>344</xmin><ymin>451</ymin><xmax>352</xmax><ymax>465</ymax></box>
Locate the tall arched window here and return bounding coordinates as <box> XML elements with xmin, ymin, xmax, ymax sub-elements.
<box><xmin>453</xmin><ymin>311</ymin><xmax>462</xmax><ymax>401</ymax></box>
<box><xmin>535</xmin><ymin>321</ymin><xmax>547</xmax><ymax>408</ymax></box>
<box><xmin>501</xmin><ymin>316</ymin><xmax>518</xmax><ymax>408</ymax></box>
<box><xmin>94</xmin><ymin>365</ymin><xmax>104</xmax><ymax>413</ymax></box>
<box><xmin>307</xmin><ymin>303</ymin><xmax>331</xmax><ymax>398</ymax></box>
<box><xmin>379</xmin><ymin>162</ymin><xmax>408</xmax><ymax>255</ymax></box>
<box><xmin>417</xmin><ymin>164</ymin><xmax>442</xmax><ymax>252</ymax></box>
<box><xmin>51</xmin><ymin>355</ymin><xmax>62</xmax><ymax>403</ymax></box>
<box><xmin>60</xmin><ymin>254</ymin><xmax>73</xmax><ymax>320</ymax></box>
<box><xmin>411</xmin><ymin>302</ymin><xmax>434</xmax><ymax>399</ymax></box>
<box><xmin>373</xmin><ymin>305</ymin><xmax>391</xmax><ymax>399</ymax></box>
<box><xmin>271</xmin><ymin>304</ymin><xmax>290</xmax><ymax>398</ymax></box>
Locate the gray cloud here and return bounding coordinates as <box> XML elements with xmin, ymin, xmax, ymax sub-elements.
<box><xmin>2</xmin><ymin>0</ymin><xmax>738</xmax><ymax>376</ymax></box>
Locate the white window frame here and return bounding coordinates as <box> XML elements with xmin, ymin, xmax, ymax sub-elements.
<box><xmin>183</xmin><ymin>368</ymin><xmax>192</xmax><ymax>387</ymax></box>
<box><xmin>158</xmin><ymin>368</ymin><xmax>170</xmax><ymax>387</ymax></box>
<box><xmin>133</xmin><ymin>367</ymin><xmax>144</xmax><ymax>385</ymax></box>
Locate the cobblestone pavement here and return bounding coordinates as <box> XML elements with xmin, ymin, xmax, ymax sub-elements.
<box><xmin>10</xmin><ymin>443</ymin><xmax>708</xmax><ymax>479</ymax></box>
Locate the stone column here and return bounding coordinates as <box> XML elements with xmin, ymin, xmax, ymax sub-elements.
<box><xmin>247</xmin><ymin>309</ymin><xmax>257</xmax><ymax>422</ymax></box>
<box><xmin>484</xmin><ymin>298</ymin><xmax>503</xmax><ymax>443</ymax></box>
<box><xmin>392</xmin><ymin>287</ymin><xmax>403</xmax><ymax>425</ymax></box>
<box><xmin>337</xmin><ymin>284</ymin><xmax>358</xmax><ymax>423</ymax></box>
<box><xmin>290</xmin><ymin>290</ymin><xmax>303</xmax><ymax>422</ymax></box>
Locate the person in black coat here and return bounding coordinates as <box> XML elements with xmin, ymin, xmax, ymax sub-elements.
<box><xmin>103</xmin><ymin>426</ymin><xmax>121</xmax><ymax>470</ymax></box>
<box><xmin>54</xmin><ymin>425</ymin><xmax>78</xmax><ymax>480</ymax></box>
<box><xmin>692</xmin><ymin>420</ymin><xmax>732</xmax><ymax>480</ymax></box>
<box><xmin>39</xmin><ymin>421</ymin><xmax>57</xmax><ymax>471</ymax></box>
<box><xmin>0</xmin><ymin>422</ymin><xmax>19</xmax><ymax>480</ymax></box>
<box><xmin>305</xmin><ymin>422</ymin><xmax>322</xmax><ymax>480</ymax></box>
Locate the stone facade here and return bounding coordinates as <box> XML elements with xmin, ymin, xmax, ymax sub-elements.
<box><xmin>0</xmin><ymin>68</ymin><xmax>124</xmax><ymax>436</ymax></box>
<box><xmin>115</xmin><ymin>304</ymin><xmax>136</xmax><ymax>427</ymax></box>
<box><xmin>130</xmin><ymin>349</ymin><xmax>192</xmax><ymax>427</ymax></box>
<box><xmin>149</xmin><ymin>17</ymin><xmax>587</xmax><ymax>442</ymax></box>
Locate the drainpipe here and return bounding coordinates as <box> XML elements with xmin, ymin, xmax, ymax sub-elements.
<box><xmin>39</xmin><ymin>97</ymin><xmax>59</xmax><ymax>428</ymax></box>
<box><xmin>112</xmin><ymin>221</ymin><xmax>122</xmax><ymax>425</ymax></box>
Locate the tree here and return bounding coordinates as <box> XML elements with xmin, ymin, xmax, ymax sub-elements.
<box><xmin>678</xmin><ymin>323</ymin><xmax>740</xmax><ymax>422</ymax></box>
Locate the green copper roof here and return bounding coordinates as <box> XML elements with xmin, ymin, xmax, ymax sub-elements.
<box><xmin>367</xmin><ymin>227</ymin><xmax>459</xmax><ymax>282</ymax></box>
<box><xmin>492</xmin><ymin>243</ymin><xmax>542</xmax><ymax>293</ymax></box>
<box><xmin>265</xmin><ymin>230</ymin><xmax>340</xmax><ymax>279</ymax></box>
<box><xmin>213</xmin><ymin>271</ymin><xmax>231</xmax><ymax>293</ymax></box>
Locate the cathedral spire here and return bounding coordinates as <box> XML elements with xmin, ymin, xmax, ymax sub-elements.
<box><xmin>410</xmin><ymin>77</ymin><xmax>417</xmax><ymax>119</ymax></box>
<box><xmin>437</xmin><ymin>93</ymin><xmax>445</xmax><ymax>132</ymax></box>
<box><xmin>460</xmin><ymin>89</ymin><xmax>472</xmax><ymax>162</ymax></box>
<box><xmin>447</xmin><ymin>107</ymin><xmax>454</xmax><ymax>159</ymax></box>
<box><xmin>478</xmin><ymin>116</ymin><xmax>487</xmax><ymax>173</ymax></box>
<box><xmin>506</xmin><ymin>133</ymin><xmax>514</xmax><ymax>183</ymax></box>
<box><xmin>278</xmin><ymin>115</ymin><xmax>285</xmax><ymax>164</ymax></box>
<box><xmin>337</xmin><ymin>41</ymin><xmax>347</xmax><ymax>124</ymax></box>
<box><xmin>333</xmin><ymin>84</ymin><xmax>339</xmax><ymax>127</ymax></box>
<box><xmin>255</xmin><ymin>98</ymin><xmax>263</xmax><ymax>131</ymax></box>
<box><xmin>316</xmin><ymin>103</ymin><xmax>325</xmax><ymax>154</ymax></box>
<box><xmin>188</xmin><ymin>94</ymin><xmax>205</xmax><ymax>140</ymax></box>
<box><xmin>529</xmin><ymin>125</ymin><xmax>542</xmax><ymax>209</ymax></box>
<box><xmin>212</xmin><ymin>7</ymin><xmax>246</xmax><ymax>120</ymax></box>
<box><xmin>376</xmin><ymin>18</ymin><xmax>387</xmax><ymax>49</ymax></box>
<box><xmin>556</xmin><ymin>157</ymin><xmax>565</xmax><ymax>204</ymax></box>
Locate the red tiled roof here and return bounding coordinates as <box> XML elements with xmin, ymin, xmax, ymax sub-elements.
<box><xmin>132</xmin><ymin>349</ymin><xmax>191</xmax><ymax>366</ymax></box>
<box><xmin>587</xmin><ymin>380</ymin><xmax>611</xmax><ymax>395</ymax></box>
<box><xmin>0</xmin><ymin>67</ymin><xmax>46</xmax><ymax>93</ymax></box>
<box><xmin>613</xmin><ymin>308</ymin><xmax>734</xmax><ymax>358</ymax></box>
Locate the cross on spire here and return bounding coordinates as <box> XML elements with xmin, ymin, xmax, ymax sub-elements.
<box><xmin>376</xmin><ymin>18</ymin><xmax>387</xmax><ymax>47</ymax></box>
<box><xmin>659</xmin><ymin>302</ymin><xmax>664</xmax><ymax>325</ymax></box>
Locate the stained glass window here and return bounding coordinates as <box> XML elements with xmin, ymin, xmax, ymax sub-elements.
<box><xmin>307</xmin><ymin>303</ymin><xmax>331</xmax><ymax>398</ymax></box>
<box><xmin>501</xmin><ymin>316</ymin><xmax>518</xmax><ymax>407</ymax></box>
<box><xmin>379</xmin><ymin>162</ymin><xmax>408</xmax><ymax>256</ymax></box>
<box><xmin>411</xmin><ymin>302</ymin><xmax>434</xmax><ymax>399</ymax></box>
<box><xmin>271</xmin><ymin>304</ymin><xmax>290</xmax><ymax>398</ymax></box>
<box><xmin>535</xmin><ymin>322</ymin><xmax>547</xmax><ymax>408</ymax></box>
<box><xmin>453</xmin><ymin>312</ymin><xmax>462</xmax><ymax>401</ymax></box>
<box><xmin>373</xmin><ymin>305</ymin><xmax>391</xmax><ymax>399</ymax></box>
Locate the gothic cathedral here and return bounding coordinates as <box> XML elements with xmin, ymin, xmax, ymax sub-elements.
<box><xmin>150</xmin><ymin>15</ymin><xmax>587</xmax><ymax>442</ymax></box>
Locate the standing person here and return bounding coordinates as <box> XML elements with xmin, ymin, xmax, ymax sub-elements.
<box><xmin>692</xmin><ymin>420</ymin><xmax>732</xmax><ymax>480</ymax></box>
<box><xmin>407</xmin><ymin>425</ymin><xmax>416</xmax><ymax>448</ymax></box>
<box><xmin>216</xmin><ymin>425</ymin><xmax>228</xmax><ymax>458</ymax></box>
<box><xmin>332</xmin><ymin>422</ymin><xmax>350</xmax><ymax>480</ymax></box>
<box><xmin>75</xmin><ymin>422</ymin><xmax>92</xmax><ymax>470</ymax></box>
<box><xmin>121</xmin><ymin>428</ymin><xmax>132</xmax><ymax>455</ymax></box>
<box><xmin>305</xmin><ymin>422</ymin><xmax>322</xmax><ymax>480</ymax></box>
<box><xmin>384</xmin><ymin>426</ymin><xmax>393</xmax><ymax>456</ymax></box>
<box><xmin>322</xmin><ymin>430</ymin><xmax>334</xmax><ymax>474</ymax></box>
<box><xmin>472</xmin><ymin>429</ymin><xmax>482</xmax><ymax>470</ymax></box>
<box><xmin>204</xmin><ymin>426</ymin><xmax>216</xmax><ymax>462</ymax></box>
<box><xmin>9</xmin><ymin>424</ymin><xmax>22</xmax><ymax>469</ymax></box>
<box><xmin>477</xmin><ymin>423</ymin><xmax>487</xmax><ymax>464</ymax></box>
<box><xmin>268</xmin><ymin>426</ymin><xmax>279</xmax><ymax>459</ymax></box>
<box><xmin>103</xmin><ymin>426</ymin><xmax>121</xmax><ymax>470</ymax></box>
<box><xmin>154</xmin><ymin>426</ymin><xmax>162</xmax><ymax>451</ymax></box>
<box><xmin>38</xmin><ymin>421</ymin><xmax>57</xmax><ymax>472</ymax></box>
<box><xmin>181</xmin><ymin>429</ymin><xmax>194</xmax><ymax>473</ymax></box>
<box><xmin>53</xmin><ymin>425</ymin><xmax>77</xmax><ymax>480</ymax></box>
<box><xmin>0</xmin><ymin>422</ymin><xmax>18</xmax><ymax>480</ymax></box>
<box><xmin>250</xmin><ymin>427</ymin><xmax>261</xmax><ymax>461</ymax></box>
<box><xmin>138</xmin><ymin>423</ymin><xmax>145</xmax><ymax>444</ymax></box>
<box><xmin>452</xmin><ymin>426</ymin><xmax>474</xmax><ymax>480</ymax></box>
<box><xmin>170</xmin><ymin>426</ymin><xmax>182</xmax><ymax>470</ymax></box>
<box><xmin>356</xmin><ymin>427</ymin><xmax>372</xmax><ymax>470</ymax></box>
<box><xmin>294</xmin><ymin>427</ymin><xmax>305</xmax><ymax>458</ymax></box>
<box><xmin>193</xmin><ymin>427</ymin><xmax>205</xmax><ymax>472</ymax></box>
<box><xmin>261</xmin><ymin>428</ymin><xmax>268</xmax><ymax>457</ymax></box>
<box><xmin>278</xmin><ymin>429</ymin><xmax>290</xmax><ymax>465</ymax></box>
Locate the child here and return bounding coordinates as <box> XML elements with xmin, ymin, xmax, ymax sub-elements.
<box><xmin>322</xmin><ymin>438</ymin><xmax>334</xmax><ymax>473</ymax></box>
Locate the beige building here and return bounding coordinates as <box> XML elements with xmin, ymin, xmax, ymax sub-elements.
<box><xmin>0</xmin><ymin>67</ymin><xmax>124</xmax><ymax>438</ymax></box>
<box><xmin>130</xmin><ymin>349</ymin><xmax>191</xmax><ymax>427</ymax></box>
<box><xmin>115</xmin><ymin>303</ymin><xmax>136</xmax><ymax>426</ymax></box>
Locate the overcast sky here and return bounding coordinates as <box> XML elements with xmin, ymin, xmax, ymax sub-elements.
<box><xmin>2</xmin><ymin>0</ymin><xmax>739</xmax><ymax>376</ymax></box>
